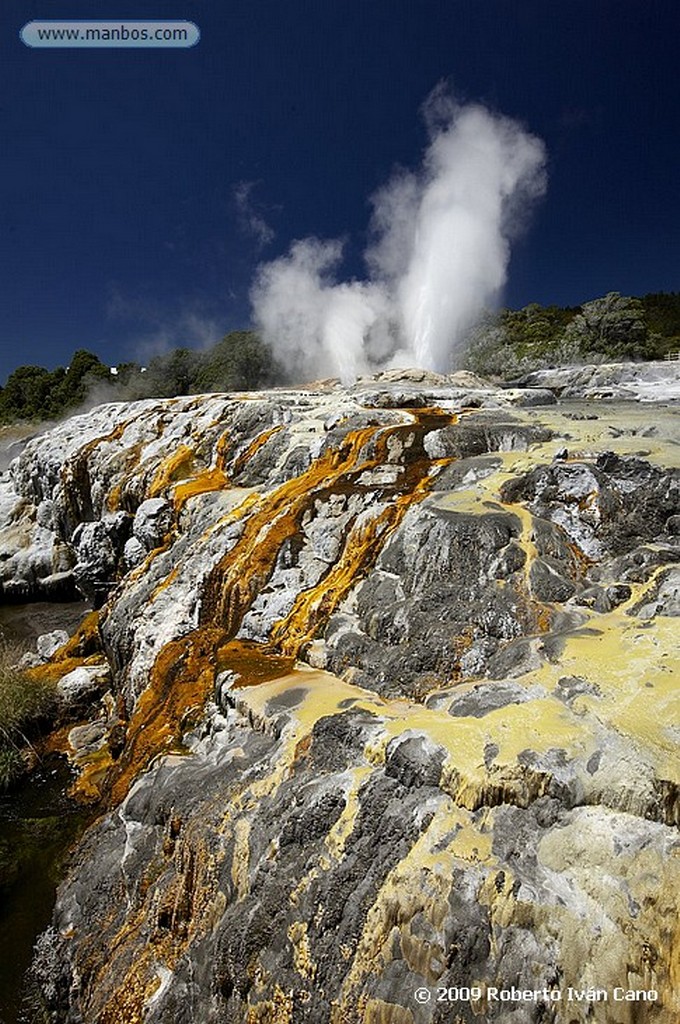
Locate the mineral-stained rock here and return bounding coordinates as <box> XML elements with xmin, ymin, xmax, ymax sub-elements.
<box><xmin>0</xmin><ymin>376</ymin><xmax>674</xmax><ymax>1023</ymax></box>
<box><xmin>499</xmin><ymin>452</ymin><xmax>679</xmax><ymax>561</ymax></box>
<box><xmin>322</xmin><ymin>504</ymin><xmax>542</xmax><ymax>698</ymax></box>
<box><xmin>630</xmin><ymin>567</ymin><xmax>680</xmax><ymax>618</ymax></box>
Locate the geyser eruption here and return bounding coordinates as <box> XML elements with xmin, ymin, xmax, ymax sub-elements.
<box><xmin>251</xmin><ymin>238</ymin><xmax>389</xmax><ymax>384</ymax></box>
<box><xmin>251</xmin><ymin>86</ymin><xmax>547</xmax><ymax>382</ymax></box>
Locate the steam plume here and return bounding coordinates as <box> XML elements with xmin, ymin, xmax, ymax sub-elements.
<box><xmin>251</xmin><ymin>86</ymin><xmax>547</xmax><ymax>382</ymax></box>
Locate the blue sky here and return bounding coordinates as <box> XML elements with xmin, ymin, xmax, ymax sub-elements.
<box><xmin>1</xmin><ymin>0</ymin><xmax>679</xmax><ymax>381</ymax></box>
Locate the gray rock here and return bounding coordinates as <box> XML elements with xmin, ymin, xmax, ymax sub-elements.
<box><xmin>36</xmin><ymin>629</ymin><xmax>69</xmax><ymax>661</ymax></box>
<box><xmin>18</xmin><ymin>650</ymin><xmax>42</xmax><ymax>669</ymax></box>
<box><xmin>384</xmin><ymin>732</ymin><xmax>446</xmax><ymax>788</ymax></box>
<box><xmin>123</xmin><ymin>535</ymin><xmax>146</xmax><ymax>569</ymax></box>
<box><xmin>632</xmin><ymin>567</ymin><xmax>680</xmax><ymax>618</ymax></box>
<box><xmin>132</xmin><ymin>497</ymin><xmax>173</xmax><ymax>550</ymax></box>
<box><xmin>68</xmin><ymin>719</ymin><xmax>108</xmax><ymax>756</ymax></box>
<box><xmin>35</xmin><ymin>499</ymin><xmax>58</xmax><ymax>531</ymax></box>
<box><xmin>57</xmin><ymin>664</ymin><xmax>110</xmax><ymax>708</ymax></box>
<box><xmin>517</xmin><ymin>359</ymin><xmax>680</xmax><ymax>402</ymax></box>
<box><xmin>500</xmin><ymin>454</ymin><xmax>680</xmax><ymax>561</ymax></box>
<box><xmin>593</xmin><ymin>583</ymin><xmax>632</xmax><ymax>612</ymax></box>
<box><xmin>529</xmin><ymin>558</ymin><xmax>576</xmax><ymax>602</ymax></box>
<box><xmin>448</xmin><ymin>680</ymin><xmax>545</xmax><ymax>718</ymax></box>
<box><xmin>503</xmin><ymin>387</ymin><xmax>557</xmax><ymax>407</ymax></box>
<box><xmin>553</xmin><ymin>674</ymin><xmax>601</xmax><ymax>706</ymax></box>
<box><xmin>72</xmin><ymin>512</ymin><xmax>132</xmax><ymax>605</ymax></box>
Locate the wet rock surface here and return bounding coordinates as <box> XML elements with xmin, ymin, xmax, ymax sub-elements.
<box><xmin>0</xmin><ymin>372</ymin><xmax>676</xmax><ymax>1022</ymax></box>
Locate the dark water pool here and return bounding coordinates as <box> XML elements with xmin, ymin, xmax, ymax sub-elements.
<box><xmin>0</xmin><ymin>602</ymin><xmax>91</xmax><ymax>647</ymax></box>
<box><xmin>0</xmin><ymin>602</ymin><xmax>94</xmax><ymax>1024</ymax></box>
<box><xmin>0</xmin><ymin>759</ymin><xmax>87</xmax><ymax>1024</ymax></box>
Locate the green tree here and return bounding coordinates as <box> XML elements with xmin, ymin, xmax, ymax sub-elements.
<box><xmin>195</xmin><ymin>331</ymin><xmax>280</xmax><ymax>392</ymax></box>
<box><xmin>640</xmin><ymin>292</ymin><xmax>680</xmax><ymax>358</ymax></box>
<box><xmin>0</xmin><ymin>365</ymin><xmax>57</xmax><ymax>421</ymax></box>
<box><xmin>52</xmin><ymin>349</ymin><xmax>112</xmax><ymax>410</ymax></box>
<box><xmin>133</xmin><ymin>347</ymin><xmax>203</xmax><ymax>399</ymax></box>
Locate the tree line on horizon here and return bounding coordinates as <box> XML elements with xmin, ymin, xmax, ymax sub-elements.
<box><xmin>0</xmin><ymin>331</ymin><xmax>281</xmax><ymax>424</ymax></box>
<box><xmin>1</xmin><ymin>291</ymin><xmax>679</xmax><ymax>423</ymax></box>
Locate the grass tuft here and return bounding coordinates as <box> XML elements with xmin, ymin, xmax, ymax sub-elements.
<box><xmin>0</xmin><ymin>641</ymin><xmax>56</xmax><ymax>789</ymax></box>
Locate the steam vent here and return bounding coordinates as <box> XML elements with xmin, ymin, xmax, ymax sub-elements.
<box><xmin>1</xmin><ymin>364</ymin><xmax>679</xmax><ymax>1024</ymax></box>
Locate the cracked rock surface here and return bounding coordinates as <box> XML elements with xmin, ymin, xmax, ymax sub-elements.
<box><xmin>0</xmin><ymin>373</ymin><xmax>676</xmax><ymax>1023</ymax></box>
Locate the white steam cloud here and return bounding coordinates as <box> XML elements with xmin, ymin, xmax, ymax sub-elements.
<box><xmin>233</xmin><ymin>181</ymin><xmax>275</xmax><ymax>248</ymax></box>
<box><xmin>251</xmin><ymin>86</ymin><xmax>547</xmax><ymax>382</ymax></box>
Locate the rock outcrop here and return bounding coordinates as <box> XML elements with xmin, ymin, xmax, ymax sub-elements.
<box><xmin>0</xmin><ymin>373</ymin><xmax>677</xmax><ymax>1023</ymax></box>
<box><xmin>516</xmin><ymin>358</ymin><xmax>680</xmax><ymax>402</ymax></box>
